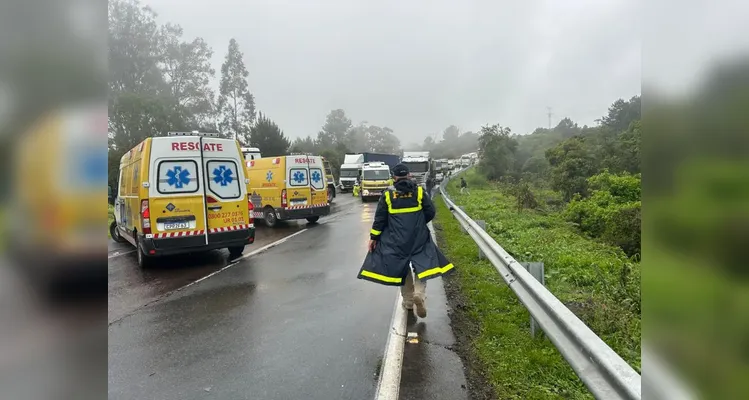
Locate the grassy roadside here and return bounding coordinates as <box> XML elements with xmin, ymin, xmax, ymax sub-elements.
<box><xmin>435</xmin><ymin>170</ymin><xmax>640</xmax><ymax>399</ymax></box>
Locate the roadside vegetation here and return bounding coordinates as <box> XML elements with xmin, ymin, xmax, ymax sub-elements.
<box><xmin>435</xmin><ymin>96</ymin><xmax>641</xmax><ymax>398</ymax></box>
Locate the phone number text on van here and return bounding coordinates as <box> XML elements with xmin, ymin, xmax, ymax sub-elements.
<box><xmin>208</xmin><ymin>211</ymin><xmax>245</xmax><ymax>224</ymax></box>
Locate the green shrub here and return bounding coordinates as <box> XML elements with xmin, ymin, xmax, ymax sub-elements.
<box><xmin>513</xmin><ymin>181</ymin><xmax>539</xmax><ymax>211</ymax></box>
<box><xmin>603</xmin><ymin>202</ymin><xmax>641</xmax><ymax>258</ymax></box>
<box><xmin>563</xmin><ymin>172</ymin><xmax>641</xmax><ymax>257</ymax></box>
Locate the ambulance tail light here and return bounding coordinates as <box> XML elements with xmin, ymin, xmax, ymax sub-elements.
<box><xmin>247</xmin><ymin>195</ymin><xmax>254</xmax><ymax>223</ymax></box>
<box><xmin>140</xmin><ymin>199</ymin><xmax>151</xmax><ymax>234</ymax></box>
<box><xmin>281</xmin><ymin>189</ymin><xmax>288</xmax><ymax>208</ymax></box>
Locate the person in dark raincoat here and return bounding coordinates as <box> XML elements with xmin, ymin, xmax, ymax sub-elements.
<box><xmin>357</xmin><ymin>164</ymin><xmax>454</xmax><ymax>318</ymax></box>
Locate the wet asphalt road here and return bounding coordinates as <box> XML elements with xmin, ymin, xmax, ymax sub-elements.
<box><xmin>108</xmin><ymin>194</ymin><xmax>398</xmax><ymax>399</ymax></box>
<box><xmin>108</xmin><ymin>195</ymin><xmax>356</xmax><ymax>323</ymax></box>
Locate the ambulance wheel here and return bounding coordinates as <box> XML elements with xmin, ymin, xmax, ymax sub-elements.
<box><xmin>264</xmin><ymin>206</ymin><xmax>278</xmax><ymax>228</ymax></box>
<box><xmin>327</xmin><ymin>188</ymin><xmax>334</xmax><ymax>203</ymax></box>
<box><xmin>361</xmin><ymin>196</ymin><xmax>367</xmax><ymax>203</ymax></box>
<box><xmin>306</xmin><ymin>216</ymin><xmax>319</xmax><ymax>224</ymax></box>
<box><xmin>110</xmin><ymin>221</ymin><xmax>126</xmax><ymax>243</ymax></box>
<box><xmin>228</xmin><ymin>246</ymin><xmax>244</xmax><ymax>258</ymax></box>
<box><xmin>136</xmin><ymin>236</ymin><xmax>153</xmax><ymax>269</ymax></box>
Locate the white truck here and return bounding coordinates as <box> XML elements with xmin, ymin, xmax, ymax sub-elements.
<box><xmin>338</xmin><ymin>153</ymin><xmax>363</xmax><ymax>193</ymax></box>
<box><xmin>400</xmin><ymin>151</ymin><xmax>433</xmax><ymax>189</ymax></box>
<box><xmin>460</xmin><ymin>154</ymin><xmax>472</xmax><ymax>167</ymax></box>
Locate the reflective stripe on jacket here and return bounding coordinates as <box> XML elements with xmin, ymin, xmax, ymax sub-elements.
<box><xmin>358</xmin><ymin>179</ymin><xmax>454</xmax><ymax>286</ymax></box>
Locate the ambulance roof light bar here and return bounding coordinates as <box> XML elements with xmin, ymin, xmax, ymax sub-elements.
<box><xmin>167</xmin><ymin>131</ymin><xmax>220</xmax><ymax>137</ymax></box>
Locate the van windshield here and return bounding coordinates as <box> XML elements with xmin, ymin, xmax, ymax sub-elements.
<box><xmin>363</xmin><ymin>169</ymin><xmax>389</xmax><ymax>180</ymax></box>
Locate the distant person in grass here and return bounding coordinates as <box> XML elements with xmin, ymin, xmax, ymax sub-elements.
<box><xmin>460</xmin><ymin>177</ymin><xmax>469</xmax><ymax>194</ymax></box>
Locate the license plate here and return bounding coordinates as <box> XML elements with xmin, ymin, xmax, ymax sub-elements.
<box><xmin>164</xmin><ymin>222</ymin><xmax>190</xmax><ymax>230</ymax></box>
<box><xmin>368</xmin><ymin>191</ymin><xmax>381</xmax><ymax>196</ymax></box>
<box><xmin>291</xmin><ymin>200</ymin><xmax>307</xmax><ymax>206</ymax></box>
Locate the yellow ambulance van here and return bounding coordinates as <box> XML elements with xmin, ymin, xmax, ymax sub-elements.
<box><xmin>110</xmin><ymin>132</ymin><xmax>255</xmax><ymax>268</ymax></box>
<box><xmin>8</xmin><ymin>103</ymin><xmax>107</xmax><ymax>293</ymax></box>
<box><xmin>246</xmin><ymin>155</ymin><xmax>331</xmax><ymax>227</ymax></box>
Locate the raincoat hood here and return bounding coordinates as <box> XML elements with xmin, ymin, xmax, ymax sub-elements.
<box><xmin>393</xmin><ymin>178</ymin><xmax>417</xmax><ymax>192</ymax></box>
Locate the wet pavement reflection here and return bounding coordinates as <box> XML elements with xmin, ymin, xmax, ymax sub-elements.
<box><xmin>109</xmin><ymin>194</ymin><xmax>397</xmax><ymax>399</ymax></box>
<box><xmin>108</xmin><ymin>195</ymin><xmax>359</xmax><ymax>323</ymax></box>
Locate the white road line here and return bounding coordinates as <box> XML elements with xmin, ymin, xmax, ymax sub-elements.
<box><xmin>108</xmin><ymin>250</ymin><xmax>135</xmax><ymax>259</ymax></box>
<box><xmin>109</xmin><ymin>228</ymin><xmax>311</xmax><ymax>326</ymax></box>
<box><xmin>375</xmin><ymin>291</ymin><xmax>408</xmax><ymax>400</ymax></box>
<box><xmin>177</xmin><ymin>228</ymin><xmax>310</xmax><ymax>290</ymax></box>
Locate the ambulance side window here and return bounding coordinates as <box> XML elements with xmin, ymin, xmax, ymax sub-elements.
<box><xmin>206</xmin><ymin>160</ymin><xmax>241</xmax><ymax>199</ymax></box>
<box><xmin>156</xmin><ymin>160</ymin><xmax>199</xmax><ymax>194</ymax></box>
<box><xmin>288</xmin><ymin>168</ymin><xmax>309</xmax><ymax>187</ymax></box>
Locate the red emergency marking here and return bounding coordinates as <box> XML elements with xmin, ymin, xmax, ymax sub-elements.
<box><xmin>294</xmin><ymin>157</ymin><xmax>316</xmax><ymax>164</ymax></box>
<box><xmin>171</xmin><ymin>142</ymin><xmax>224</xmax><ymax>151</ymax></box>
<box><xmin>151</xmin><ymin>224</ymin><xmax>253</xmax><ymax>238</ymax></box>
<box><xmin>285</xmin><ymin>203</ymin><xmax>327</xmax><ymax>210</ymax></box>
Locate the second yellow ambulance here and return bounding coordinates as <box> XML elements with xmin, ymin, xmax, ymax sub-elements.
<box><xmin>246</xmin><ymin>155</ymin><xmax>330</xmax><ymax>227</ymax></box>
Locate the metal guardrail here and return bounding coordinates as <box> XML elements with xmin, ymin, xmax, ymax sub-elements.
<box><xmin>438</xmin><ymin>168</ymin><xmax>642</xmax><ymax>400</ymax></box>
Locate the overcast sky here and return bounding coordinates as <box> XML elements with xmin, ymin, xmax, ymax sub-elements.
<box><xmin>144</xmin><ymin>0</ymin><xmax>641</xmax><ymax>143</ymax></box>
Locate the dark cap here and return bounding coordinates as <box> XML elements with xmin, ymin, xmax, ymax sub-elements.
<box><xmin>391</xmin><ymin>163</ymin><xmax>409</xmax><ymax>177</ymax></box>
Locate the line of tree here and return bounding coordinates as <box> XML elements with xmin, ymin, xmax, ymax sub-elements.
<box><xmin>289</xmin><ymin>109</ymin><xmax>402</xmax><ymax>176</ymax></box>
<box><xmin>472</xmin><ymin>96</ymin><xmax>642</xmax><ymax>257</ymax></box>
<box><xmin>107</xmin><ymin>0</ymin><xmax>290</xmax><ymax>188</ymax></box>
<box><xmin>408</xmin><ymin>125</ymin><xmax>480</xmax><ymax>159</ymax></box>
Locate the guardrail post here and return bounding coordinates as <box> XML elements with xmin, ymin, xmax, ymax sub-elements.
<box><xmin>520</xmin><ymin>261</ymin><xmax>545</xmax><ymax>338</ymax></box>
<box><xmin>476</xmin><ymin>220</ymin><xmax>486</xmax><ymax>259</ymax></box>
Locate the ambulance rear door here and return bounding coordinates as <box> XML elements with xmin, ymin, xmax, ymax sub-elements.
<box><xmin>202</xmin><ymin>137</ymin><xmax>249</xmax><ymax>238</ymax></box>
<box><xmin>285</xmin><ymin>156</ymin><xmax>313</xmax><ymax>208</ymax></box>
<box><xmin>148</xmin><ymin>136</ymin><xmax>209</xmax><ymax>243</ymax></box>
<box><xmin>307</xmin><ymin>156</ymin><xmax>328</xmax><ymax>208</ymax></box>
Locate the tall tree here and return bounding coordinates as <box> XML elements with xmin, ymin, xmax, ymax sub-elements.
<box><xmin>597</xmin><ymin>95</ymin><xmax>641</xmax><ymax>133</ymax></box>
<box><xmin>478</xmin><ymin>124</ymin><xmax>518</xmax><ymax>180</ymax></box>
<box><xmin>250</xmin><ymin>112</ymin><xmax>290</xmax><ymax>156</ymax></box>
<box><xmin>422</xmin><ymin>136</ymin><xmax>435</xmax><ymax>150</ymax></box>
<box><xmin>545</xmin><ymin>136</ymin><xmax>598</xmax><ymax>200</ymax></box>
<box><xmin>290</xmin><ymin>136</ymin><xmax>317</xmax><ymax>154</ymax></box>
<box><xmin>159</xmin><ymin>23</ymin><xmax>216</xmax><ymax>128</ymax></box>
<box><xmin>555</xmin><ymin>117</ymin><xmax>581</xmax><ymax>138</ymax></box>
<box><xmin>345</xmin><ymin>122</ymin><xmax>369</xmax><ymax>152</ymax></box>
<box><xmin>318</xmin><ymin>109</ymin><xmax>352</xmax><ymax>148</ymax></box>
<box><xmin>443</xmin><ymin>125</ymin><xmax>460</xmax><ymax>142</ymax></box>
<box><xmin>366</xmin><ymin>125</ymin><xmax>401</xmax><ymax>154</ymax></box>
<box><xmin>217</xmin><ymin>38</ymin><xmax>256</xmax><ymax>142</ymax></box>
<box><xmin>108</xmin><ymin>0</ymin><xmax>165</xmax><ymax>95</ymax></box>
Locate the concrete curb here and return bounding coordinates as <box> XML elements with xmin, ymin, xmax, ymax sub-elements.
<box><xmin>374</xmin><ymin>291</ymin><xmax>408</xmax><ymax>400</ymax></box>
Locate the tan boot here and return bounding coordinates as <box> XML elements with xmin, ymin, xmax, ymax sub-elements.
<box><xmin>413</xmin><ymin>294</ymin><xmax>427</xmax><ymax>318</ymax></box>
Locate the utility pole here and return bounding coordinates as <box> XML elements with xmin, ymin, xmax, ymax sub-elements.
<box><xmin>546</xmin><ymin>107</ymin><xmax>553</xmax><ymax>130</ymax></box>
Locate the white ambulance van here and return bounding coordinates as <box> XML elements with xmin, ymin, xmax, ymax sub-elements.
<box><xmin>110</xmin><ymin>132</ymin><xmax>255</xmax><ymax>268</ymax></box>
